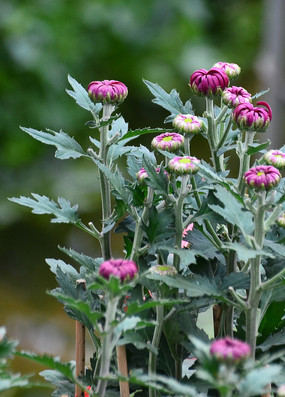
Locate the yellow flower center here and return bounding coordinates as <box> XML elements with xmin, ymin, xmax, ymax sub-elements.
<box><xmin>179</xmin><ymin>158</ymin><xmax>191</xmax><ymax>164</ymax></box>
<box><xmin>162</xmin><ymin>136</ymin><xmax>173</xmax><ymax>142</ymax></box>
<box><xmin>184</xmin><ymin>118</ymin><xmax>192</xmax><ymax>123</ymax></box>
<box><xmin>257</xmin><ymin>172</ymin><xmax>264</xmax><ymax>176</ymax></box>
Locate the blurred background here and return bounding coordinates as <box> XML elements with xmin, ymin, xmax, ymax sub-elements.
<box><xmin>1</xmin><ymin>0</ymin><xmax>284</xmax><ymax>395</ymax></box>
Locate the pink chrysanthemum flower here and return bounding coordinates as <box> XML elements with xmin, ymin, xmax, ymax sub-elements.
<box><xmin>222</xmin><ymin>86</ymin><xmax>252</xmax><ymax>108</ymax></box>
<box><xmin>189</xmin><ymin>67</ymin><xmax>229</xmax><ymax>97</ymax></box>
<box><xmin>99</xmin><ymin>259</ymin><xmax>138</xmax><ymax>282</ymax></box>
<box><xmin>181</xmin><ymin>223</ymin><xmax>194</xmax><ymax>248</ymax></box>
<box><xmin>136</xmin><ymin>167</ymin><xmax>169</xmax><ymax>183</ymax></box>
<box><xmin>173</xmin><ymin>114</ymin><xmax>206</xmax><ymax>135</ymax></box>
<box><xmin>168</xmin><ymin>156</ymin><xmax>200</xmax><ymax>175</ymax></box>
<box><xmin>213</xmin><ymin>62</ymin><xmax>241</xmax><ymax>80</ymax></box>
<box><xmin>232</xmin><ymin>101</ymin><xmax>272</xmax><ymax>132</ymax></box>
<box><xmin>210</xmin><ymin>337</ymin><xmax>250</xmax><ymax>363</ymax></box>
<box><xmin>263</xmin><ymin>150</ymin><xmax>285</xmax><ymax>169</ymax></box>
<box><xmin>244</xmin><ymin>165</ymin><xmax>281</xmax><ymax>190</ymax></box>
<box><xmin>88</xmin><ymin>80</ymin><xmax>128</xmax><ymax>104</ymax></box>
<box><xmin>151</xmin><ymin>132</ymin><xmax>184</xmax><ymax>152</ymax></box>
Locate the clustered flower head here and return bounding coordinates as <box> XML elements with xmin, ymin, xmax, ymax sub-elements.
<box><xmin>99</xmin><ymin>258</ymin><xmax>138</xmax><ymax>282</ymax></box>
<box><xmin>232</xmin><ymin>101</ymin><xmax>272</xmax><ymax>132</ymax></box>
<box><xmin>263</xmin><ymin>150</ymin><xmax>285</xmax><ymax>169</ymax></box>
<box><xmin>88</xmin><ymin>80</ymin><xmax>128</xmax><ymax>104</ymax></box>
<box><xmin>222</xmin><ymin>86</ymin><xmax>252</xmax><ymax>108</ymax></box>
<box><xmin>189</xmin><ymin>67</ymin><xmax>229</xmax><ymax>97</ymax></box>
<box><xmin>168</xmin><ymin>156</ymin><xmax>200</xmax><ymax>175</ymax></box>
<box><xmin>210</xmin><ymin>337</ymin><xmax>251</xmax><ymax>363</ymax></box>
<box><xmin>173</xmin><ymin>114</ymin><xmax>206</xmax><ymax>135</ymax></box>
<box><xmin>136</xmin><ymin>167</ymin><xmax>169</xmax><ymax>183</ymax></box>
<box><xmin>151</xmin><ymin>132</ymin><xmax>184</xmax><ymax>152</ymax></box>
<box><xmin>213</xmin><ymin>62</ymin><xmax>241</xmax><ymax>80</ymax></box>
<box><xmin>244</xmin><ymin>165</ymin><xmax>281</xmax><ymax>190</ymax></box>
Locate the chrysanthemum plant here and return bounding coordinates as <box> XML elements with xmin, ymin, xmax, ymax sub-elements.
<box><xmin>8</xmin><ymin>65</ymin><xmax>285</xmax><ymax>396</ymax></box>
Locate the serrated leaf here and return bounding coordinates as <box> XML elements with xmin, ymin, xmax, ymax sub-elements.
<box><xmin>119</xmin><ymin>127</ymin><xmax>172</xmax><ymax>142</ymax></box>
<box><xmin>45</xmin><ymin>258</ymin><xmax>80</xmax><ymax>279</ymax></box>
<box><xmin>9</xmin><ymin>194</ymin><xmax>79</xmax><ymax>224</ymax></box>
<box><xmin>59</xmin><ymin>246</ymin><xmax>102</xmax><ymax>272</ymax></box>
<box><xmin>251</xmin><ymin>88</ymin><xmax>270</xmax><ymax>99</ymax></box>
<box><xmin>246</xmin><ymin>140</ymin><xmax>270</xmax><ymax>155</ymax></box>
<box><xmin>238</xmin><ymin>365</ymin><xmax>281</xmax><ymax>397</ymax></box>
<box><xmin>113</xmin><ymin>316</ymin><xmax>155</xmax><ymax>341</ymax></box>
<box><xmin>117</xmin><ymin>333</ymin><xmax>158</xmax><ymax>354</ymax></box>
<box><xmin>126</xmin><ymin>299</ymin><xmax>182</xmax><ymax>316</ymax></box>
<box><xmin>143</xmin><ymin>79</ymin><xmax>193</xmax><ymax>123</ymax></box>
<box><xmin>16</xmin><ymin>352</ymin><xmax>75</xmax><ymax>380</ymax></box>
<box><xmin>20</xmin><ymin>127</ymin><xmax>87</xmax><ymax>160</ymax></box>
<box><xmin>222</xmin><ymin>242</ymin><xmax>275</xmax><ymax>262</ymax></box>
<box><xmin>257</xmin><ymin>329</ymin><xmax>285</xmax><ymax>352</ymax></box>
<box><xmin>66</xmin><ymin>74</ymin><xmax>102</xmax><ymax>114</ymax></box>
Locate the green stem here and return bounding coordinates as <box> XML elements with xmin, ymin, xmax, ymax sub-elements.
<box><xmin>205</xmin><ymin>97</ymin><xmax>222</xmax><ymax>172</ymax></box>
<box><xmin>148</xmin><ymin>298</ymin><xmax>164</xmax><ymax>397</ymax></box>
<box><xmin>130</xmin><ymin>188</ymin><xmax>154</xmax><ymax>262</ymax></box>
<box><xmin>236</xmin><ymin>131</ymin><xmax>255</xmax><ymax>196</ymax></box>
<box><xmin>95</xmin><ymin>295</ymin><xmax>119</xmax><ymax>397</ymax></box>
<box><xmin>246</xmin><ymin>192</ymin><xmax>266</xmax><ymax>358</ymax></box>
<box><xmin>98</xmin><ymin>104</ymin><xmax>114</xmax><ymax>260</ymax></box>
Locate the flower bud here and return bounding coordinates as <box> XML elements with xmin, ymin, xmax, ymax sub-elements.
<box><xmin>150</xmin><ymin>265</ymin><xmax>177</xmax><ymax>276</ymax></box>
<box><xmin>136</xmin><ymin>167</ymin><xmax>169</xmax><ymax>183</ymax></box>
<box><xmin>182</xmin><ymin>223</ymin><xmax>193</xmax><ymax>248</ymax></box>
<box><xmin>232</xmin><ymin>101</ymin><xmax>272</xmax><ymax>132</ymax></box>
<box><xmin>168</xmin><ymin>156</ymin><xmax>200</xmax><ymax>175</ymax></box>
<box><xmin>244</xmin><ymin>165</ymin><xmax>281</xmax><ymax>190</ymax></box>
<box><xmin>222</xmin><ymin>86</ymin><xmax>252</xmax><ymax>108</ymax></box>
<box><xmin>99</xmin><ymin>259</ymin><xmax>138</xmax><ymax>282</ymax></box>
<box><xmin>213</xmin><ymin>62</ymin><xmax>241</xmax><ymax>80</ymax></box>
<box><xmin>189</xmin><ymin>67</ymin><xmax>229</xmax><ymax>97</ymax></box>
<box><xmin>277</xmin><ymin>213</ymin><xmax>285</xmax><ymax>228</ymax></box>
<box><xmin>151</xmin><ymin>132</ymin><xmax>184</xmax><ymax>152</ymax></box>
<box><xmin>173</xmin><ymin>114</ymin><xmax>206</xmax><ymax>134</ymax></box>
<box><xmin>210</xmin><ymin>337</ymin><xmax>250</xmax><ymax>363</ymax></box>
<box><xmin>263</xmin><ymin>150</ymin><xmax>285</xmax><ymax>169</ymax></box>
<box><xmin>87</xmin><ymin>80</ymin><xmax>128</xmax><ymax>104</ymax></box>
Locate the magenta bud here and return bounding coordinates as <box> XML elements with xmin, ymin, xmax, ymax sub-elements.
<box><xmin>210</xmin><ymin>337</ymin><xmax>251</xmax><ymax>363</ymax></box>
<box><xmin>173</xmin><ymin>114</ymin><xmax>206</xmax><ymax>134</ymax></box>
<box><xmin>99</xmin><ymin>258</ymin><xmax>138</xmax><ymax>282</ymax></box>
<box><xmin>222</xmin><ymin>86</ymin><xmax>252</xmax><ymax>108</ymax></box>
<box><xmin>168</xmin><ymin>156</ymin><xmax>200</xmax><ymax>175</ymax></box>
<box><xmin>213</xmin><ymin>62</ymin><xmax>241</xmax><ymax>80</ymax></box>
<box><xmin>151</xmin><ymin>132</ymin><xmax>184</xmax><ymax>152</ymax></box>
<box><xmin>232</xmin><ymin>101</ymin><xmax>272</xmax><ymax>132</ymax></box>
<box><xmin>189</xmin><ymin>67</ymin><xmax>229</xmax><ymax>97</ymax></box>
<box><xmin>244</xmin><ymin>165</ymin><xmax>281</xmax><ymax>190</ymax></box>
<box><xmin>87</xmin><ymin>80</ymin><xmax>128</xmax><ymax>104</ymax></box>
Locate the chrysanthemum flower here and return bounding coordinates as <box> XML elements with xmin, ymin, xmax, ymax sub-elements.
<box><xmin>136</xmin><ymin>167</ymin><xmax>169</xmax><ymax>183</ymax></box>
<box><xmin>88</xmin><ymin>80</ymin><xmax>128</xmax><ymax>104</ymax></box>
<box><xmin>168</xmin><ymin>156</ymin><xmax>200</xmax><ymax>175</ymax></box>
<box><xmin>151</xmin><ymin>132</ymin><xmax>184</xmax><ymax>152</ymax></box>
<box><xmin>263</xmin><ymin>150</ymin><xmax>285</xmax><ymax>169</ymax></box>
<box><xmin>182</xmin><ymin>223</ymin><xmax>193</xmax><ymax>248</ymax></box>
<box><xmin>232</xmin><ymin>101</ymin><xmax>272</xmax><ymax>132</ymax></box>
<box><xmin>99</xmin><ymin>259</ymin><xmax>138</xmax><ymax>282</ymax></box>
<box><xmin>189</xmin><ymin>67</ymin><xmax>229</xmax><ymax>97</ymax></box>
<box><xmin>150</xmin><ymin>265</ymin><xmax>177</xmax><ymax>276</ymax></box>
<box><xmin>213</xmin><ymin>62</ymin><xmax>241</xmax><ymax>80</ymax></box>
<box><xmin>222</xmin><ymin>86</ymin><xmax>252</xmax><ymax>108</ymax></box>
<box><xmin>173</xmin><ymin>114</ymin><xmax>206</xmax><ymax>134</ymax></box>
<box><xmin>244</xmin><ymin>165</ymin><xmax>281</xmax><ymax>190</ymax></box>
<box><xmin>210</xmin><ymin>337</ymin><xmax>250</xmax><ymax>363</ymax></box>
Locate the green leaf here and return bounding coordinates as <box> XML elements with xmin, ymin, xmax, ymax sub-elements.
<box><xmin>209</xmin><ymin>186</ymin><xmax>254</xmax><ymax>236</ymax></box>
<box><xmin>143</xmin><ymin>79</ymin><xmax>193</xmax><ymax>122</ymax></box>
<box><xmin>15</xmin><ymin>352</ymin><xmax>75</xmax><ymax>380</ymax></box>
<box><xmin>246</xmin><ymin>140</ymin><xmax>271</xmax><ymax>155</ymax></box>
<box><xmin>117</xmin><ymin>333</ymin><xmax>158</xmax><ymax>354</ymax></box>
<box><xmin>223</xmin><ymin>242</ymin><xmax>275</xmax><ymax>262</ymax></box>
<box><xmin>264</xmin><ymin>239</ymin><xmax>285</xmax><ymax>258</ymax></box>
<box><xmin>66</xmin><ymin>74</ymin><xmax>102</xmax><ymax>114</ymax></box>
<box><xmin>238</xmin><ymin>365</ymin><xmax>281</xmax><ymax>397</ymax></box>
<box><xmin>20</xmin><ymin>127</ymin><xmax>87</xmax><ymax>160</ymax></box>
<box><xmin>257</xmin><ymin>329</ymin><xmax>285</xmax><ymax>352</ymax></box>
<box><xmin>125</xmin><ymin>299</ymin><xmax>182</xmax><ymax>316</ymax></box>
<box><xmin>9</xmin><ymin>194</ymin><xmax>80</xmax><ymax>224</ymax></box>
<box><xmin>46</xmin><ymin>258</ymin><xmax>80</xmax><ymax>279</ymax></box>
<box><xmin>113</xmin><ymin>316</ymin><xmax>155</xmax><ymax>340</ymax></box>
<box><xmin>119</xmin><ymin>127</ymin><xmax>172</xmax><ymax>142</ymax></box>
<box><xmin>59</xmin><ymin>246</ymin><xmax>102</xmax><ymax>272</ymax></box>
<box><xmin>251</xmin><ymin>88</ymin><xmax>270</xmax><ymax>99</ymax></box>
